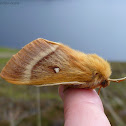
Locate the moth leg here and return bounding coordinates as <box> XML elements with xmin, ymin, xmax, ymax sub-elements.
<box><xmin>98</xmin><ymin>86</ymin><xmax>102</xmax><ymax>95</ymax></box>
<box><xmin>63</xmin><ymin>84</ymin><xmax>91</xmax><ymax>93</ymax></box>
<box><xmin>62</xmin><ymin>85</ymin><xmax>82</xmax><ymax>93</ymax></box>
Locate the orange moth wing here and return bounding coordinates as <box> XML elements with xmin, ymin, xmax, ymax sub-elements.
<box><xmin>0</xmin><ymin>38</ymin><xmax>112</xmax><ymax>89</ymax></box>
<box><xmin>0</xmin><ymin>39</ymin><xmax>90</xmax><ymax>85</ymax></box>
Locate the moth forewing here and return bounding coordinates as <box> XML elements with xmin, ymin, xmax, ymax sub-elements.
<box><xmin>0</xmin><ymin>38</ymin><xmax>92</xmax><ymax>87</ymax></box>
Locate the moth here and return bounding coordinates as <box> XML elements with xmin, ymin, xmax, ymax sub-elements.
<box><xmin>0</xmin><ymin>38</ymin><xmax>126</xmax><ymax>94</ymax></box>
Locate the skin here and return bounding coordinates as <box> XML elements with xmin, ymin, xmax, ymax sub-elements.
<box><xmin>58</xmin><ymin>85</ymin><xmax>111</xmax><ymax>126</ymax></box>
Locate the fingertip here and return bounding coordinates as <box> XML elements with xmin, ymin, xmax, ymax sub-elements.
<box><xmin>59</xmin><ymin>86</ymin><xmax>103</xmax><ymax>111</ymax></box>
<box><xmin>58</xmin><ymin>87</ymin><xmax>110</xmax><ymax>126</ymax></box>
<box><xmin>64</xmin><ymin>88</ymin><xmax>103</xmax><ymax>111</ymax></box>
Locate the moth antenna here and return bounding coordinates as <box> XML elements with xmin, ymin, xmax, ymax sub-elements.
<box><xmin>108</xmin><ymin>77</ymin><xmax>126</xmax><ymax>83</ymax></box>
<box><xmin>98</xmin><ymin>86</ymin><xmax>102</xmax><ymax>95</ymax></box>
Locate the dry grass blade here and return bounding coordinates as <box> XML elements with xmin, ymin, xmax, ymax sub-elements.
<box><xmin>101</xmin><ymin>89</ymin><xmax>126</xmax><ymax>126</ymax></box>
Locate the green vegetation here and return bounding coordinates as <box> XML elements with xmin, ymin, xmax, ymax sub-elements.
<box><xmin>0</xmin><ymin>47</ymin><xmax>126</xmax><ymax>126</ymax></box>
<box><xmin>0</xmin><ymin>47</ymin><xmax>18</xmax><ymax>53</ymax></box>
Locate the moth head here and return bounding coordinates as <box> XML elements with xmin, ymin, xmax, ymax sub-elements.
<box><xmin>93</xmin><ymin>71</ymin><xmax>110</xmax><ymax>88</ymax></box>
<box><xmin>87</xmin><ymin>54</ymin><xmax>111</xmax><ymax>88</ymax></box>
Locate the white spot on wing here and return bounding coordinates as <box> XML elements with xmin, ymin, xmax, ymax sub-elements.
<box><xmin>54</xmin><ymin>67</ymin><xmax>60</xmax><ymax>73</ymax></box>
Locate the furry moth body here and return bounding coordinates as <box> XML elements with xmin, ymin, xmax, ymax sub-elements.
<box><xmin>0</xmin><ymin>38</ymin><xmax>126</xmax><ymax>90</ymax></box>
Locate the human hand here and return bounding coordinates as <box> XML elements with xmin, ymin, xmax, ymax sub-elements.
<box><xmin>58</xmin><ymin>85</ymin><xmax>111</xmax><ymax>126</ymax></box>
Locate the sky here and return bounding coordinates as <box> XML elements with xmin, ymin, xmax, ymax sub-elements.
<box><xmin>0</xmin><ymin>0</ymin><xmax>126</xmax><ymax>61</ymax></box>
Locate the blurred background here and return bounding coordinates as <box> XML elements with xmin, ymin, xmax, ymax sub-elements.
<box><xmin>0</xmin><ymin>0</ymin><xmax>126</xmax><ymax>126</ymax></box>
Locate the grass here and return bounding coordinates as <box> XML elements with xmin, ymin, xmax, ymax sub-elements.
<box><xmin>0</xmin><ymin>47</ymin><xmax>126</xmax><ymax>126</ymax></box>
<box><xmin>0</xmin><ymin>47</ymin><xmax>19</xmax><ymax>53</ymax></box>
